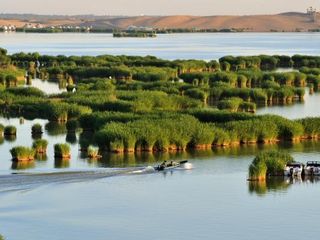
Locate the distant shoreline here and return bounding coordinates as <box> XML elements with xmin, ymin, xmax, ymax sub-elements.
<box><xmin>0</xmin><ymin>12</ymin><xmax>319</xmax><ymax>33</ymax></box>
<box><xmin>1</xmin><ymin>29</ymin><xmax>320</xmax><ymax>34</ymax></box>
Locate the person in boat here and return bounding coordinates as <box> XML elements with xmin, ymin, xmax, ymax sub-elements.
<box><xmin>159</xmin><ymin>161</ymin><xmax>167</xmax><ymax>170</ymax></box>
<box><xmin>168</xmin><ymin>161</ymin><xmax>174</xmax><ymax>167</ymax></box>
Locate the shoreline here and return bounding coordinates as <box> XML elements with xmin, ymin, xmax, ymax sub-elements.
<box><xmin>97</xmin><ymin>136</ymin><xmax>320</xmax><ymax>154</ymax></box>
<box><xmin>1</xmin><ymin>31</ymin><xmax>320</xmax><ymax>34</ymax></box>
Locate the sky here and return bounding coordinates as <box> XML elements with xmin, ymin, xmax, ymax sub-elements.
<box><xmin>0</xmin><ymin>0</ymin><xmax>319</xmax><ymax>16</ymax></box>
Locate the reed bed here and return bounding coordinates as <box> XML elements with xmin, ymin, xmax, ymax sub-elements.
<box><xmin>248</xmin><ymin>150</ymin><xmax>294</xmax><ymax>181</ymax></box>
<box><xmin>32</xmin><ymin>139</ymin><xmax>48</xmax><ymax>153</ymax></box>
<box><xmin>10</xmin><ymin>146</ymin><xmax>35</xmax><ymax>161</ymax></box>
<box><xmin>54</xmin><ymin>143</ymin><xmax>71</xmax><ymax>159</ymax></box>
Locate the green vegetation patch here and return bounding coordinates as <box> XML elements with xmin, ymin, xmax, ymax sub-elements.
<box><xmin>54</xmin><ymin>143</ymin><xmax>71</xmax><ymax>159</ymax></box>
<box><xmin>248</xmin><ymin>150</ymin><xmax>294</xmax><ymax>180</ymax></box>
<box><xmin>10</xmin><ymin>146</ymin><xmax>35</xmax><ymax>161</ymax></box>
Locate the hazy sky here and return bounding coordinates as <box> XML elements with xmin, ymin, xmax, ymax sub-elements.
<box><xmin>1</xmin><ymin>0</ymin><xmax>319</xmax><ymax>15</ymax></box>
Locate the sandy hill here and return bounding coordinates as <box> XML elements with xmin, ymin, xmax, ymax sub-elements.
<box><xmin>1</xmin><ymin>12</ymin><xmax>320</xmax><ymax>32</ymax></box>
<box><xmin>91</xmin><ymin>12</ymin><xmax>320</xmax><ymax>31</ymax></box>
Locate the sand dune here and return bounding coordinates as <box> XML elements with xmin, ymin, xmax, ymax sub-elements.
<box><xmin>0</xmin><ymin>19</ymin><xmax>27</xmax><ymax>27</ymax></box>
<box><xmin>101</xmin><ymin>13</ymin><xmax>320</xmax><ymax>31</ymax></box>
<box><xmin>0</xmin><ymin>12</ymin><xmax>319</xmax><ymax>32</ymax></box>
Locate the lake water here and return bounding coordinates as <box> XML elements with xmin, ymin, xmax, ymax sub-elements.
<box><xmin>1</xmin><ymin>32</ymin><xmax>320</xmax><ymax>60</ymax></box>
<box><xmin>1</xmin><ymin>33</ymin><xmax>320</xmax><ymax>240</ymax></box>
<box><xmin>257</xmin><ymin>89</ymin><xmax>320</xmax><ymax>119</ymax></box>
<box><xmin>1</xmin><ymin>142</ymin><xmax>320</xmax><ymax>240</ymax></box>
<box><xmin>28</xmin><ymin>78</ymin><xmax>66</xmax><ymax>95</ymax></box>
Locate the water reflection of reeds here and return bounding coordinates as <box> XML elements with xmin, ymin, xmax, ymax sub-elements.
<box><xmin>248</xmin><ymin>176</ymin><xmax>320</xmax><ymax>196</ymax></box>
<box><xmin>11</xmin><ymin>161</ymin><xmax>35</xmax><ymax>170</ymax></box>
<box><xmin>4</xmin><ymin>134</ymin><xmax>16</xmax><ymax>142</ymax></box>
<box><xmin>98</xmin><ymin>151</ymin><xmax>192</xmax><ymax>168</ymax></box>
<box><xmin>45</xmin><ymin>122</ymin><xmax>67</xmax><ymax>136</ymax></box>
<box><xmin>54</xmin><ymin>158</ymin><xmax>70</xmax><ymax>168</ymax></box>
<box><xmin>35</xmin><ymin>153</ymin><xmax>48</xmax><ymax>161</ymax></box>
<box><xmin>66</xmin><ymin>132</ymin><xmax>77</xmax><ymax>144</ymax></box>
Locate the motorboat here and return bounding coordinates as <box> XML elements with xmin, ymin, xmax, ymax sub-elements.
<box><xmin>304</xmin><ymin>161</ymin><xmax>320</xmax><ymax>176</ymax></box>
<box><xmin>154</xmin><ymin>160</ymin><xmax>188</xmax><ymax>171</ymax></box>
<box><xmin>284</xmin><ymin>162</ymin><xmax>304</xmax><ymax>177</ymax></box>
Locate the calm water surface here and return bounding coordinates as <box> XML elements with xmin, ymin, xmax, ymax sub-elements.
<box><xmin>0</xmin><ymin>99</ymin><xmax>320</xmax><ymax>239</ymax></box>
<box><xmin>0</xmin><ymin>32</ymin><xmax>320</xmax><ymax>60</ymax></box>
<box><xmin>257</xmin><ymin>89</ymin><xmax>320</xmax><ymax>119</ymax></box>
<box><xmin>1</xmin><ymin>33</ymin><xmax>320</xmax><ymax>239</ymax></box>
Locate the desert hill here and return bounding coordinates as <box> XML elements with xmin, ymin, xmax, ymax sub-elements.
<box><xmin>0</xmin><ymin>12</ymin><xmax>319</xmax><ymax>32</ymax></box>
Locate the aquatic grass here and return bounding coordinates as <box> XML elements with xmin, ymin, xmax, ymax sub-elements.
<box><xmin>188</xmin><ymin>124</ymin><xmax>215</xmax><ymax>149</ymax></box>
<box><xmin>212</xmin><ymin>127</ymin><xmax>231</xmax><ymax>146</ymax></box>
<box><xmin>54</xmin><ymin>143</ymin><xmax>71</xmax><ymax>159</ymax></box>
<box><xmin>19</xmin><ymin>117</ymin><xmax>24</xmax><ymax>124</ymax></box>
<box><xmin>10</xmin><ymin>146</ymin><xmax>36</xmax><ymax>161</ymax></box>
<box><xmin>87</xmin><ymin>145</ymin><xmax>101</xmax><ymax>159</ymax></box>
<box><xmin>47</xmin><ymin>102</ymin><xmax>92</xmax><ymax>122</ymax></box>
<box><xmin>4</xmin><ymin>125</ymin><xmax>17</xmax><ymax>136</ymax></box>
<box><xmin>32</xmin><ymin>139</ymin><xmax>48</xmax><ymax>153</ymax></box>
<box><xmin>45</xmin><ymin>122</ymin><xmax>67</xmax><ymax>136</ymax></box>
<box><xmin>6</xmin><ymin>87</ymin><xmax>45</xmax><ymax>97</ymax></box>
<box><xmin>31</xmin><ymin>123</ymin><xmax>43</xmax><ymax>135</ymax></box>
<box><xmin>217</xmin><ymin>97</ymin><xmax>243</xmax><ymax>112</ymax></box>
<box><xmin>66</xmin><ymin>132</ymin><xmax>77</xmax><ymax>144</ymax></box>
<box><xmin>248</xmin><ymin>150</ymin><xmax>294</xmax><ymax>181</ymax></box>
<box><xmin>66</xmin><ymin>119</ymin><xmax>79</xmax><ymax>132</ymax></box>
<box><xmin>297</xmin><ymin>117</ymin><xmax>320</xmax><ymax>138</ymax></box>
<box><xmin>0</xmin><ymin>124</ymin><xmax>4</xmax><ymax>136</ymax></box>
<box><xmin>187</xmin><ymin>109</ymin><xmax>255</xmax><ymax>123</ymax></box>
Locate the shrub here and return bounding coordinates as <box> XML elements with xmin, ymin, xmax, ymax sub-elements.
<box><xmin>10</xmin><ymin>146</ymin><xmax>35</xmax><ymax>161</ymax></box>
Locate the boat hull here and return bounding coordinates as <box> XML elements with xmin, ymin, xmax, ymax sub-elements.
<box><xmin>304</xmin><ymin>167</ymin><xmax>320</xmax><ymax>176</ymax></box>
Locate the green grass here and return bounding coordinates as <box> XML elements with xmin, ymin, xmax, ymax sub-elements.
<box><xmin>0</xmin><ymin>124</ymin><xmax>4</xmax><ymax>135</ymax></box>
<box><xmin>66</xmin><ymin>119</ymin><xmax>79</xmax><ymax>132</ymax></box>
<box><xmin>31</xmin><ymin>123</ymin><xmax>43</xmax><ymax>135</ymax></box>
<box><xmin>4</xmin><ymin>125</ymin><xmax>17</xmax><ymax>136</ymax></box>
<box><xmin>87</xmin><ymin>145</ymin><xmax>101</xmax><ymax>159</ymax></box>
<box><xmin>54</xmin><ymin>143</ymin><xmax>71</xmax><ymax>158</ymax></box>
<box><xmin>10</xmin><ymin>146</ymin><xmax>35</xmax><ymax>161</ymax></box>
<box><xmin>32</xmin><ymin>139</ymin><xmax>48</xmax><ymax>153</ymax></box>
<box><xmin>248</xmin><ymin>150</ymin><xmax>294</xmax><ymax>180</ymax></box>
